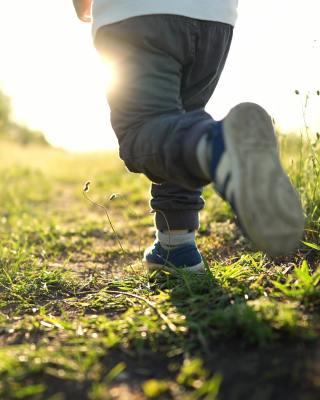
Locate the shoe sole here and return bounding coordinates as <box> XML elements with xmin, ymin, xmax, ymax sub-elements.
<box><xmin>223</xmin><ymin>102</ymin><xmax>304</xmax><ymax>257</ymax></box>
<box><xmin>145</xmin><ymin>260</ymin><xmax>205</xmax><ymax>272</ymax></box>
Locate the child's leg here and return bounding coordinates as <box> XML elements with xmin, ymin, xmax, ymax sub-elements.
<box><xmin>150</xmin><ymin>23</ymin><xmax>233</xmax><ymax>233</ymax></box>
<box><xmin>147</xmin><ymin>30</ymin><xmax>233</xmax><ymax>269</ymax></box>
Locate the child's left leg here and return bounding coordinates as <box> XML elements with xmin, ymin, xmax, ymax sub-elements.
<box><xmin>147</xmin><ymin>52</ymin><xmax>233</xmax><ymax>270</ymax></box>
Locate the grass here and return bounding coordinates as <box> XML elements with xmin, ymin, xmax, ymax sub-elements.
<box><xmin>1</xmin><ymin>125</ymin><xmax>320</xmax><ymax>400</ymax></box>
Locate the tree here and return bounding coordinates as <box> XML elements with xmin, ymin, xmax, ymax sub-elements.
<box><xmin>0</xmin><ymin>86</ymin><xmax>50</xmax><ymax>146</ymax></box>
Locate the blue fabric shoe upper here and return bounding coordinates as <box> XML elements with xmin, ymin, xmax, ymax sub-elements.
<box><xmin>144</xmin><ymin>240</ymin><xmax>202</xmax><ymax>269</ymax></box>
<box><xmin>210</xmin><ymin>120</ymin><xmax>225</xmax><ymax>182</ymax></box>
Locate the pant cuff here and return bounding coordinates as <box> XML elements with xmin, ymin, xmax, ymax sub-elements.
<box><xmin>154</xmin><ymin>210</ymin><xmax>200</xmax><ymax>231</ymax></box>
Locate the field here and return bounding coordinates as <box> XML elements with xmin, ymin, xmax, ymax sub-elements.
<box><xmin>1</xmin><ymin>131</ymin><xmax>320</xmax><ymax>400</ymax></box>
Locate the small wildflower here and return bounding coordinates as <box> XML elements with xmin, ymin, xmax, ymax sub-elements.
<box><xmin>295</xmin><ymin>90</ymin><xmax>299</xmax><ymax>95</ymax></box>
<box><xmin>83</xmin><ymin>181</ymin><xmax>91</xmax><ymax>192</ymax></box>
<box><xmin>109</xmin><ymin>193</ymin><xmax>117</xmax><ymax>201</ymax></box>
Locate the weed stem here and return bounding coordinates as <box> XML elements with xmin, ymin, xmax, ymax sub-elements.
<box><xmin>83</xmin><ymin>190</ymin><xmax>136</xmax><ymax>276</ymax></box>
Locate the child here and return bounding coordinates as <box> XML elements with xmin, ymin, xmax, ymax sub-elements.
<box><xmin>73</xmin><ymin>0</ymin><xmax>304</xmax><ymax>271</ymax></box>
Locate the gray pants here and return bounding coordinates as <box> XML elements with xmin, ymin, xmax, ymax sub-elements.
<box><xmin>95</xmin><ymin>15</ymin><xmax>233</xmax><ymax>230</ymax></box>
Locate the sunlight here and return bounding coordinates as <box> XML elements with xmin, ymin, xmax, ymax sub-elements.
<box><xmin>98</xmin><ymin>59</ymin><xmax>116</xmax><ymax>91</ymax></box>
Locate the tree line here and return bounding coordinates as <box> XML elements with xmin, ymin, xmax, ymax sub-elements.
<box><xmin>0</xmin><ymin>87</ymin><xmax>50</xmax><ymax>146</ymax></box>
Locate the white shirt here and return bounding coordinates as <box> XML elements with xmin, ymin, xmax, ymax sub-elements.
<box><xmin>92</xmin><ymin>0</ymin><xmax>238</xmax><ymax>38</ymax></box>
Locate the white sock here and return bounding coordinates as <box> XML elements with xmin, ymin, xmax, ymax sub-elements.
<box><xmin>157</xmin><ymin>230</ymin><xmax>196</xmax><ymax>250</ymax></box>
<box><xmin>196</xmin><ymin>134</ymin><xmax>212</xmax><ymax>180</ymax></box>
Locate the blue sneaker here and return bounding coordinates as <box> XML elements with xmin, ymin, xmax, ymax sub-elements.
<box><xmin>144</xmin><ymin>240</ymin><xmax>204</xmax><ymax>272</ymax></box>
<box><xmin>211</xmin><ymin>102</ymin><xmax>304</xmax><ymax>256</ymax></box>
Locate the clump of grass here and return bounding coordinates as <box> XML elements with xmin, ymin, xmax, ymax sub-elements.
<box><xmin>293</xmin><ymin>89</ymin><xmax>320</xmax><ymax>237</ymax></box>
<box><xmin>0</xmin><ymin>259</ymin><xmax>76</xmax><ymax>313</ymax></box>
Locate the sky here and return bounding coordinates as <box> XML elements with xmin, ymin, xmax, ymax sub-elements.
<box><xmin>0</xmin><ymin>0</ymin><xmax>319</xmax><ymax>151</ymax></box>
